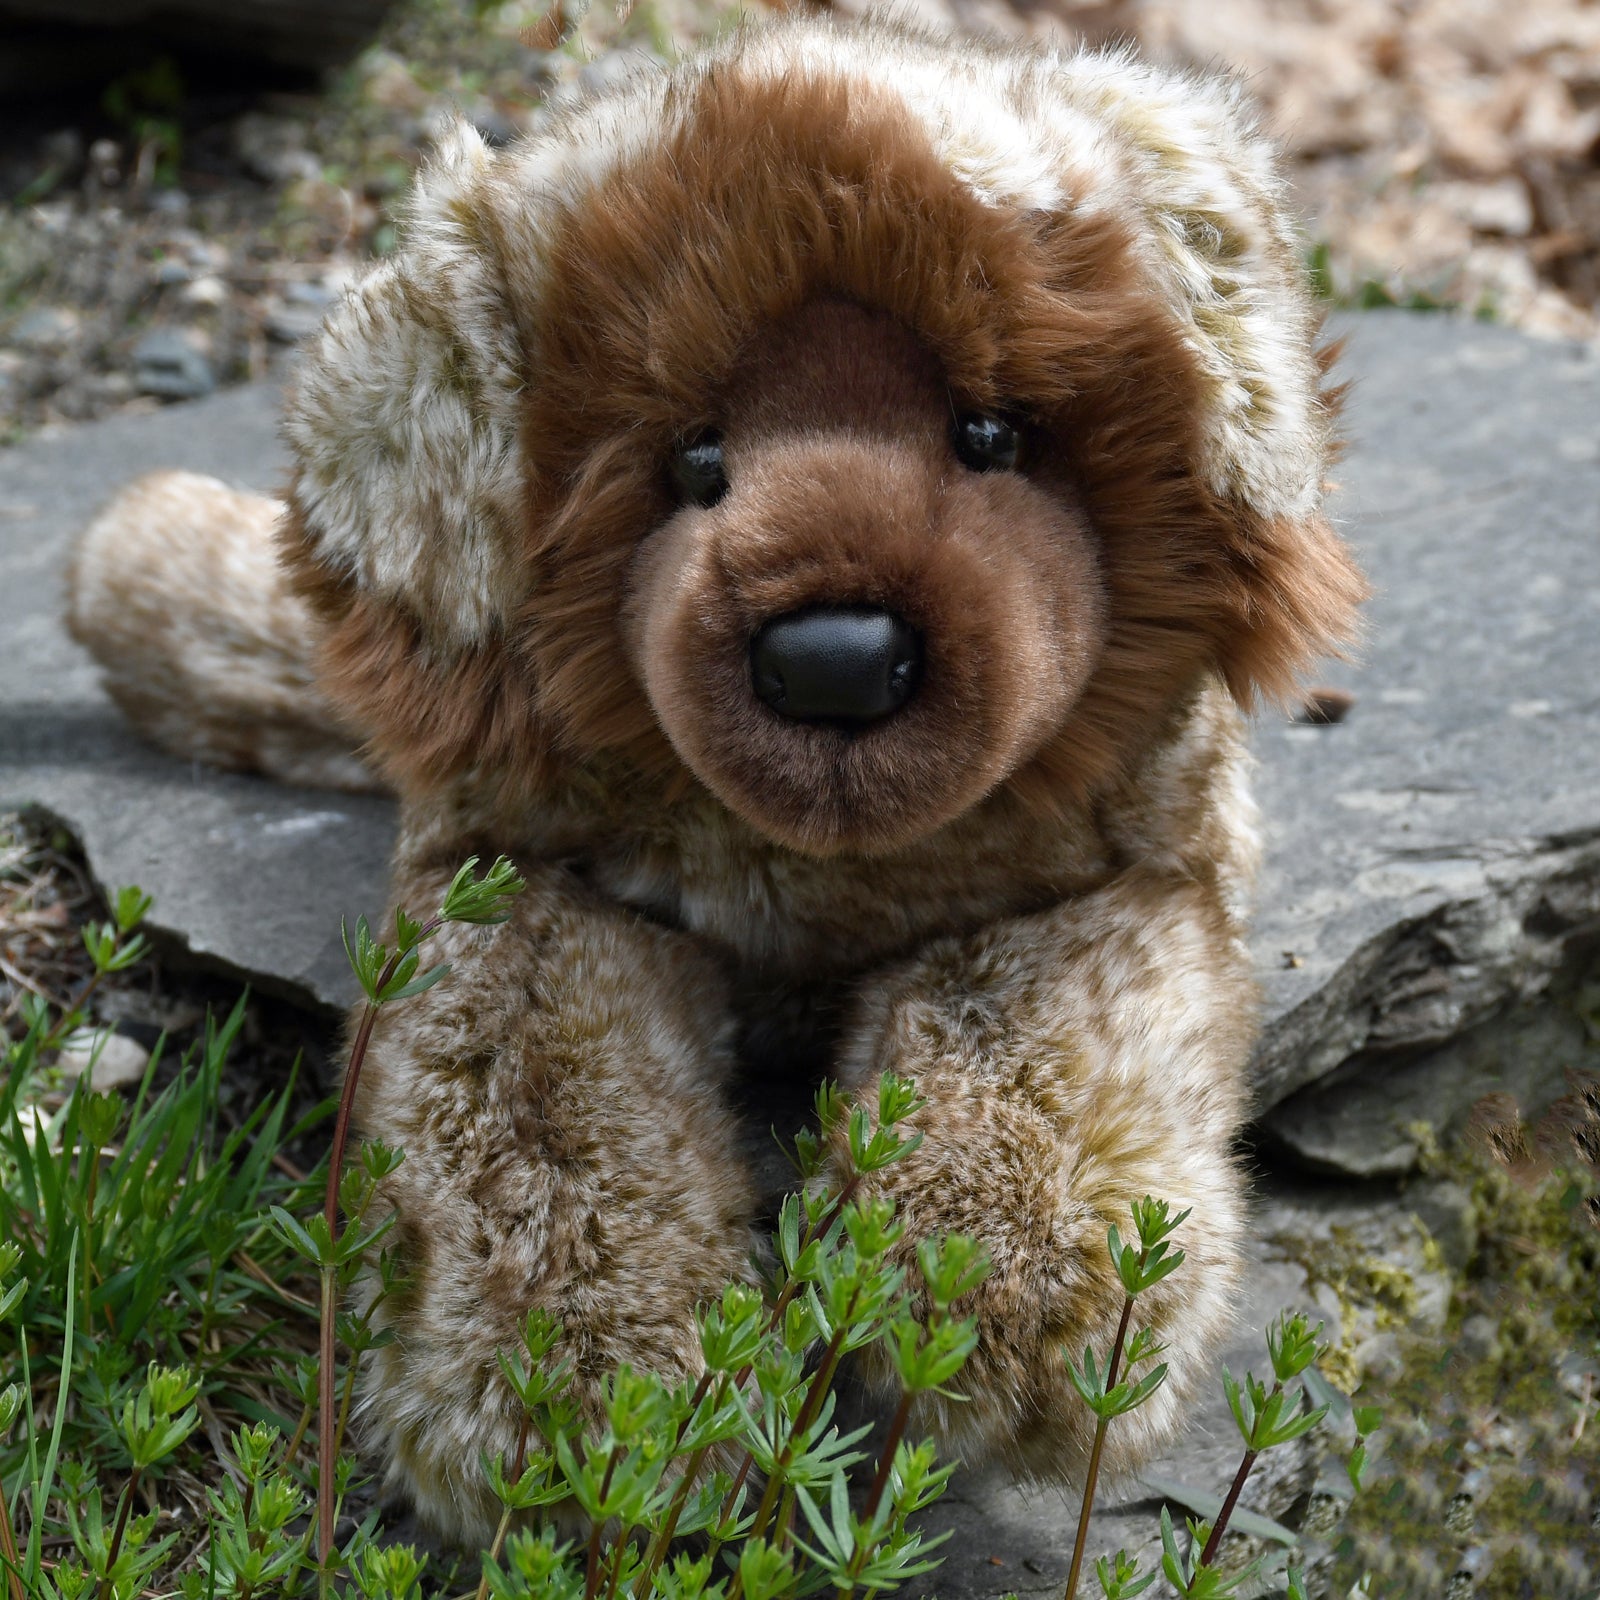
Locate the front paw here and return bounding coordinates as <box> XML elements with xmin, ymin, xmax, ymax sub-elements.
<box><xmin>349</xmin><ymin>866</ymin><xmax>761</xmax><ymax>1544</ymax></box>
<box><xmin>835</xmin><ymin>1063</ymin><xmax>1246</xmax><ymax>1487</ymax></box>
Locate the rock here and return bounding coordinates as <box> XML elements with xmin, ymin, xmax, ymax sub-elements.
<box><xmin>87</xmin><ymin>372</ymin><xmax>135</xmax><ymax>405</ymax></box>
<box><xmin>56</xmin><ymin>1027</ymin><xmax>151</xmax><ymax>1088</ymax></box>
<box><xmin>86</xmin><ymin>138</ymin><xmax>121</xmax><ymax>188</ymax></box>
<box><xmin>131</xmin><ymin>328</ymin><xmax>215</xmax><ymax>400</ymax></box>
<box><xmin>8</xmin><ymin>307</ymin><xmax>78</xmax><ymax>352</ymax></box>
<box><xmin>467</xmin><ymin>105</ymin><xmax>520</xmax><ymax>150</ymax></box>
<box><xmin>1263</xmin><ymin>976</ymin><xmax>1600</xmax><ymax>1176</ymax></box>
<box><xmin>1408</xmin><ymin>1180</ymin><xmax>1477</xmax><ymax>1273</ymax></box>
<box><xmin>1248</xmin><ymin>315</ymin><xmax>1600</xmax><ymax>1125</ymax></box>
<box><xmin>284</xmin><ymin>279</ymin><xmax>340</xmax><ymax>309</ymax></box>
<box><xmin>1456</xmin><ymin>1313</ymin><xmax>1498</xmax><ymax>1362</ymax></box>
<box><xmin>182</xmin><ymin>276</ymin><xmax>229</xmax><ymax>310</ymax></box>
<box><xmin>0</xmin><ymin>380</ymin><xmax>394</xmax><ymax>1013</ymax></box>
<box><xmin>264</xmin><ymin>303</ymin><xmax>326</xmax><ymax>345</ymax></box>
<box><xmin>1</xmin><ymin>311</ymin><xmax>1597</xmax><ymax>1074</ymax></box>
<box><xmin>265</xmin><ymin>280</ymin><xmax>339</xmax><ymax>343</ymax></box>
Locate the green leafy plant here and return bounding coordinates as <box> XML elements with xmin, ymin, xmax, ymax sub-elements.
<box><xmin>310</xmin><ymin>856</ymin><xmax>527</xmax><ymax>1572</ymax></box>
<box><xmin>101</xmin><ymin>58</ymin><xmax>187</xmax><ymax>189</ymax></box>
<box><xmin>1061</xmin><ymin>1197</ymin><xmax>1186</xmax><ymax>1599</ymax></box>
<box><xmin>1058</xmin><ymin>1203</ymin><xmax>1382</xmax><ymax>1600</ymax></box>
<box><xmin>1</xmin><ymin>846</ymin><xmax>1399</xmax><ymax>1600</ymax></box>
<box><xmin>460</xmin><ymin>1072</ymin><xmax>986</xmax><ymax>1600</ymax></box>
<box><xmin>0</xmin><ymin>886</ymin><xmax>326</xmax><ymax>1598</ymax></box>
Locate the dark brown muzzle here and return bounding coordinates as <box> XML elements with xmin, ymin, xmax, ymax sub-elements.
<box><xmin>621</xmin><ymin>300</ymin><xmax>1108</xmax><ymax>858</ymax></box>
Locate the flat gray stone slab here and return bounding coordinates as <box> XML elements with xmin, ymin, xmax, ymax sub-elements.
<box><xmin>1249</xmin><ymin>314</ymin><xmax>1600</xmax><ymax>1111</ymax></box>
<box><xmin>3</xmin><ymin>314</ymin><xmax>1597</xmax><ymax>1112</ymax></box>
<box><xmin>0</xmin><ymin>384</ymin><xmax>395</xmax><ymax>1012</ymax></box>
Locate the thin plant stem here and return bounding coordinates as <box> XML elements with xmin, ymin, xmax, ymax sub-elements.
<box><xmin>333</xmin><ymin>1336</ymin><xmax>362</xmax><ymax>1464</ymax></box>
<box><xmin>316</xmin><ymin>1261</ymin><xmax>339</xmax><ymax>1588</ymax></box>
<box><xmin>1063</xmin><ymin>1294</ymin><xmax>1135</xmax><ymax>1600</ymax></box>
<box><xmin>713</xmin><ymin>1179</ymin><xmax>864</xmax><ymax>1547</ymax></box>
<box><xmin>474</xmin><ymin>1418</ymin><xmax>530</xmax><ymax>1600</ymax></box>
<box><xmin>476</xmin><ymin>1505</ymin><xmax>516</xmax><ymax>1599</ymax></box>
<box><xmin>714</xmin><ymin>1447</ymin><xmax>756</xmax><ymax>1545</ymax></box>
<box><xmin>0</xmin><ymin>1477</ymin><xmax>26</xmax><ymax>1600</ymax></box>
<box><xmin>769</xmin><ymin>1325</ymin><xmax>856</xmax><ymax>1552</ymax></box>
<box><xmin>95</xmin><ymin>1466</ymin><xmax>142</xmax><ymax>1600</ymax></box>
<box><xmin>827</xmin><ymin>1386</ymin><xmax>916</xmax><ymax>1599</ymax></box>
<box><xmin>80</xmin><ymin>1140</ymin><xmax>102</xmax><ymax>1338</ymax></box>
<box><xmin>631</xmin><ymin>1371</ymin><xmax>720</xmax><ymax>1597</ymax></box>
<box><xmin>648</xmin><ymin>1169</ymin><xmax>876</xmax><ymax>1588</ymax></box>
<box><xmin>1199</xmin><ymin>1440</ymin><xmax>1266</xmax><ymax>1565</ymax></box>
<box><xmin>283</xmin><ymin>1400</ymin><xmax>313</xmax><ymax>1470</ymax></box>
<box><xmin>584</xmin><ymin>1445</ymin><xmax>624</xmax><ymax>1600</ymax></box>
<box><xmin>585</xmin><ymin>1502</ymin><xmax>604</xmax><ymax>1597</ymax></box>
<box><xmin>746</xmin><ymin>1317</ymin><xmax>852</xmax><ymax>1550</ymax></box>
<box><xmin>317</xmin><ymin>914</ymin><xmax>440</xmax><ymax>1572</ymax></box>
<box><xmin>861</xmin><ymin>1388</ymin><xmax>915</xmax><ymax>1529</ymax></box>
<box><xmin>732</xmin><ymin>1290</ymin><xmax>862</xmax><ymax>1600</ymax></box>
<box><xmin>55</xmin><ymin>968</ymin><xmax>107</xmax><ymax>1042</ymax></box>
<box><xmin>1189</xmin><ymin>1365</ymin><xmax>1296</xmax><ymax>1572</ymax></box>
<box><xmin>1197</xmin><ymin>1376</ymin><xmax>1282</xmax><ymax>1568</ymax></box>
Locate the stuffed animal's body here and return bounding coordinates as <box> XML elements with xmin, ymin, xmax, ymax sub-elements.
<box><xmin>69</xmin><ymin>14</ymin><xmax>1363</xmax><ymax>1544</ymax></box>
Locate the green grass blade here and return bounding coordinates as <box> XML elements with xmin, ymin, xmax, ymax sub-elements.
<box><xmin>24</xmin><ymin>1230</ymin><xmax>75</xmax><ymax>1581</ymax></box>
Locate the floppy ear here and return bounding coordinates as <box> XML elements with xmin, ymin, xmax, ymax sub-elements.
<box><xmin>279</xmin><ymin>121</ymin><xmax>548</xmax><ymax>794</ymax></box>
<box><xmin>1213</xmin><ymin>494</ymin><xmax>1369</xmax><ymax>710</ymax></box>
<box><xmin>1048</xmin><ymin>50</ymin><xmax>1368</xmax><ymax>704</ymax></box>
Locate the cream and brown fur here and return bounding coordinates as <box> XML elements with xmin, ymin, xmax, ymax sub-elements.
<box><xmin>67</xmin><ymin>12</ymin><xmax>1364</xmax><ymax>1546</ymax></box>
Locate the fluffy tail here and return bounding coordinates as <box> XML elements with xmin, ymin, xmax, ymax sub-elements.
<box><xmin>68</xmin><ymin>471</ymin><xmax>378</xmax><ymax>791</ymax></box>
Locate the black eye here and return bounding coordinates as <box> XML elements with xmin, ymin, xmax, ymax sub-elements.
<box><xmin>670</xmin><ymin>432</ymin><xmax>728</xmax><ymax>508</ymax></box>
<box><xmin>953</xmin><ymin>413</ymin><xmax>1020</xmax><ymax>473</ymax></box>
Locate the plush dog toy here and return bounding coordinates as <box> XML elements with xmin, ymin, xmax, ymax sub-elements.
<box><xmin>69</xmin><ymin>12</ymin><xmax>1364</xmax><ymax>1543</ymax></box>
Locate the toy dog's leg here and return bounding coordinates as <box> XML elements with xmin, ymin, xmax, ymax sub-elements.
<box><xmin>832</xmin><ymin>868</ymin><xmax>1251</xmax><ymax>1483</ymax></box>
<box><xmin>354</xmin><ymin>860</ymin><xmax>755</xmax><ymax>1545</ymax></box>
<box><xmin>68</xmin><ymin>471</ymin><xmax>373</xmax><ymax>789</ymax></box>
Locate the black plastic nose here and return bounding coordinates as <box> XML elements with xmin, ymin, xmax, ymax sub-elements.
<box><xmin>750</xmin><ymin>607</ymin><xmax>922</xmax><ymax>724</ymax></box>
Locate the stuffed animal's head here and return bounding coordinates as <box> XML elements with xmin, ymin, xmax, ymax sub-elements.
<box><xmin>282</xmin><ymin>16</ymin><xmax>1364</xmax><ymax>858</ymax></box>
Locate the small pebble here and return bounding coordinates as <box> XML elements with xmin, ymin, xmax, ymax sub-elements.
<box><xmin>133</xmin><ymin>328</ymin><xmax>215</xmax><ymax>400</ymax></box>
<box><xmin>1455</xmin><ymin>1312</ymin><xmax>1499</xmax><ymax>1361</ymax></box>
<box><xmin>57</xmin><ymin>1029</ymin><xmax>152</xmax><ymax>1088</ymax></box>
<box><xmin>265</xmin><ymin>302</ymin><xmax>327</xmax><ymax>344</ymax></box>
<box><xmin>87</xmin><ymin>137</ymin><xmax>122</xmax><ymax>188</ymax></box>
<box><xmin>469</xmin><ymin>105</ymin><xmax>520</xmax><ymax>148</ymax></box>
<box><xmin>182</xmin><ymin>275</ymin><xmax>229</xmax><ymax>309</ymax></box>
<box><xmin>233</xmin><ymin>111</ymin><xmax>321</xmax><ymax>185</ymax></box>
<box><xmin>283</xmin><ymin>278</ymin><xmax>339</xmax><ymax>308</ymax></box>
<box><xmin>90</xmin><ymin>372</ymin><xmax>136</xmax><ymax>403</ymax></box>
<box><xmin>9</xmin><ymin>306</ymin><xmax>78</xmax><ymax>352</ymax></box>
